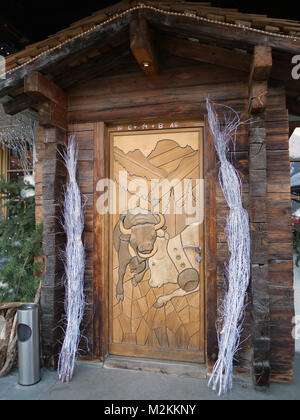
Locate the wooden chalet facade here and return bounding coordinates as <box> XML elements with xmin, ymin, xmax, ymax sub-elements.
<box><xmin>0</xmin><ymin>1</ymin><xmax>299</xmax><ymax>388</ymax></box>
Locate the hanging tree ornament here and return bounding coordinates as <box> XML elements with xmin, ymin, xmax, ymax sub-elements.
<box><xmin>206</xmin><ymin>99</ymin><xmax>251</xmax><ymax>396</ymax></box>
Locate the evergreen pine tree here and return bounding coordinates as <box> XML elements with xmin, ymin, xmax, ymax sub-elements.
<box><xmin>0</xmin><ymin>177</ymin><xmax>42</xmax><ymax>302</ymax></box>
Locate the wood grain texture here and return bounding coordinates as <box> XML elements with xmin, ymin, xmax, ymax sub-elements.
<box><xmin>108</xmin><ymin>124</ymin><xmax>205</xmax><ymax>362</ymax></box>
<box><xmin>130</xmin><ymin>14</ymin><xmax>158</xmax><ymax>76</ymax></box>
<box><xmin>249</xmin><ymin>111</ymin><xmax>271</xmax><ymax>388</ymax></box>
<box><xmin>265</xmin><ymin>105</ymin><xmax>294</xmax><ymax>383</ymax></box>
<box><xmin>64</xmin><ymin>65</ymin><xmax>294</xmax><ymax>383</ymax></box>
<box><xmin>68</xmin><ymin>65</ymin><xmax>248</xmax><ymax>124</ymax></box>
<box><xmin>204</xmin><ymin>117</ymin><xmax>218</xmax><ymax>372</ymax></box>
<box><xmin>40</xmin><ymin>129</ymin><xmax>67</xmax><ymax>369</ymax></box>
<box><xmin>93</xmin><ymin>122</ymin><xmax>109</xmax><ymax>360</ymax></box>
<box><xmin>25</xmin><ymin>71</ymin><xmax>68</xmax><ymax>108</ymax></box>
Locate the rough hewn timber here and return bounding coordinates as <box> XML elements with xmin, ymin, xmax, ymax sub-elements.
<box><xmin>36</xmin><ymin>82</ymin><xmax>68</xmax><ymax>368</ymax></box>
<box><xmin>249</xmin><ymin>113</ymin><xmax>271</xmax><ymax>389</ymax></box>
<box><xmin>25</xmin><ymin>71</ymin><xmax>68</xmax><ymax>108</ymax></box>
<box><xmin>144</xmin><ymin>9</ymin><xmax>300</xmax><ymax>54</ymax></box>
<box><xmin>130</xmin><ymin>12</ymin><xmax>158</xmax><ymax>75</ymax></box>
<box><xmin>249</xmin><ymin>46</ymin><xmax>272</xmax><ymax>114</ymax></box>
<box><xmin>2</xmin><ymin>93</ymin><xmax>36</xmax><ymax>115</ymax></box>
<box><xmin>40</xmin><ymin>130</ymin><xmax>67</xmax><ymax>369</ymax></box>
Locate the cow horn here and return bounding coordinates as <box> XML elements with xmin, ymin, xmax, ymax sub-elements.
<box><xmin>119</xmin><ymin>217</ymin><xmax>131</xmax><ymax>235</ymax></box>
<box><xmin>154</xmin><ymin>213</ymin><xmax>165</xmax><ymax>231</ymax></box>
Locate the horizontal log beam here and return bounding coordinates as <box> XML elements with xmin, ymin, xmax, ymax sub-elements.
<box><xmin>158</xmin><ymin>36</ymin><xmax>295</xmax><ymax>86</ymax></box>
<box><xmin>2</xmin><ymin>93</ymin><xmax>36</xmax><ymax>115</ymax></box>
<box><xmin>68</xmin><ymin>99</ymin><xmax>248</xmax><ymax>124</ymax></box>
<box><xmin>39</xmin><ymin>101</ymin><xmax>67</xmax><ymax>130</ymax></box>
<box><xmin>25</xmin><ymin>71</ymin><xmax>68</xmax><ymax>108</ymax></box>
<box><xmin>159</xmin><ymin>36</ymin><xmax>251</xmax><ymax>73</ymax></box>
<box><xmin>144</xmin><ymin>9</ymin><xmax>300</xmax><ymax>55</ymax></box>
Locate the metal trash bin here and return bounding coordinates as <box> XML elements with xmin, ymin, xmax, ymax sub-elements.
<box><xmin>17</xmin><ymin>303</ymin><xmax>40</xmax><ymax>386</ymax></box>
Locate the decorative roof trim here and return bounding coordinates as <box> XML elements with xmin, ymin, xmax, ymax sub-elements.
<box><xmin>1</xmin><ymin>2</ymin><xmax>300</xmax><ymax>80</ymax></box>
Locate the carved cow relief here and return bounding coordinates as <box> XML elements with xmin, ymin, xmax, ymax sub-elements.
<box><xmin>109</xmin><ymin>126</ymin><xmax>205</xmax><ymax>362</ymax></box>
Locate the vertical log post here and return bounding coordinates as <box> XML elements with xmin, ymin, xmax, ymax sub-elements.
<box><xmin>25</xmin><ymin>71</ymin><xmax>68</xmax><ymax>368</ymax></box>
<box><xmin>248</xmin><ymin>45</ymin><xmax>272</xmax><ymax>389</ymax></box>
<box><xmin>40</xmin><ymin>127</ymin><xmax>67</xmax><ymax>368</ymax></box>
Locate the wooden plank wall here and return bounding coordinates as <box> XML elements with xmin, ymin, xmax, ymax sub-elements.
<box><xmin>66</xmin><ymin>64</ymin><xmax>294</xmax><ymax>381</ymax></box>
<box><xmin>67</xmin><ymin>65</ymin><xmax>248</xmax><ymax>123</ymax></box>
<box><xmin>265</xmin><ymin>102</ymin><xmax>295</xmax><ymax>382</ymax></box>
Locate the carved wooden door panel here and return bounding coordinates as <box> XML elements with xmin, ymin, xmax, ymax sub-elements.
<box><xmin>108</xmin><ymin>123</ymin><xmax>205</xmax><ymax>363</ymax></box>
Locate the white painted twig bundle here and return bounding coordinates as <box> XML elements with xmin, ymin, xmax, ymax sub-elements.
<box><xmin>206</xmin><ymin>99</ymin><xmax>251</xmax><ymax>396</ymax></box>
<box><xmin>58</xmin><ymin>136</ymin><xmax>86</xmax><ymax>383</ymax></box>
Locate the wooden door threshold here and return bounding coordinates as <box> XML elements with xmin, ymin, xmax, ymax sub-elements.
<box><xmin>104</xmin><ymin>355</ymin><xmax>207</xmax><ymax>379</ymax></box>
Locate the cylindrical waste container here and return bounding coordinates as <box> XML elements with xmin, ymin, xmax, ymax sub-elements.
<box><xmin>17</xmin><ymin>303</ymin><xmax>40</xmax><ymax>386</ymax></box>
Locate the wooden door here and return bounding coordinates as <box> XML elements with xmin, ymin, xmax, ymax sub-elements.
<box><xmin>108</xmin><ymin>122</ymin><xmax>205</xmax><ymax>363</ymax></box>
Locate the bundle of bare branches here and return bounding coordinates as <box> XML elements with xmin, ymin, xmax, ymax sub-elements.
<box><xmin>206</xmin><ymin>99</ymin><xmax>251</xmax><ymax>396</ymax></box>
<box><xmin>58</xmin><ymin>136</ymin><xmax>86</xmax><ymax>383</ymax></box>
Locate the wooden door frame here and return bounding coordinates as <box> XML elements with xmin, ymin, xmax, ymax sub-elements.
<box><xmin>93</xmin><ymin>117</ymin><xmax>218</xmax><ymax>372</ymax></box>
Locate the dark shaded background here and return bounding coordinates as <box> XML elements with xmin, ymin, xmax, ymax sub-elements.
<box><xmin>0</xmin><ymin>0</ymin><xmax>299</xmax><ymax>54</ymax></box>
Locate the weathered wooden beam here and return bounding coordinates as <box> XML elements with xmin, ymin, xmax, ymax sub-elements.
<box><xmin>249</xmin><ymin>116</ymin><xmax>271</xmax><ymax>389</ymax></box>
<box><xmin>159</xmin><ymin>35</ymin><xmax>252</xmax><ymax>73</ymax></box>
<box><xmin>39</xmin><ymin>101</ymin><xmax>67</xmax><ymax>131</ymax></box>
<box><xmin>25</xmin><ymin>71</ymin><xmax>68</xmax><ymax>108</ymax></box>
<box><xmin>44</xmin><ymin>126</ymin><xmax>66</xmax><ymax>145</ymax></box>
<box><xmin>251</xmin><ymin>263</ymin><xmax>271</xmax><ymax>387</ymax></box>
<box><xmin>2</xmin><ymin>93</ymin><xmax>36</xmax><ymax>115</ymax></box>
<box><xmin>144</xmin><ymin>10</ymin><xmax>300</xmax><ymax>55</ymax></box>
<box><xmin>249</xmin><ymin>46</ymin><xmax>272</xmax><ymax>114</ymax></box>
<box><xmin>130</xmin><ymin>14</ymin><xmax>158</xmax><ymax>76</ymax></box>
<box><xmin>249</xmin><ymin>80</ymin><xmax>269</xmax><ymax>114</ymax></box>
<box><xmin>41</xmin><ymin>130</ymin><xmax>67</xmax><ymax>369</ymax></box>
<box><xmin>249</xmin><ymin>45</ymin><xmax>273</xmax><ymax>83</ymax></box>
<box><xmin>0</xmin><ymin>80</ymin><xmax>23</xmax><ymax>100</ymax></box>
<box><xmin>158</xmin><ymin>35</ymin><xmax>293</xmax><ymax>86</ymax></box>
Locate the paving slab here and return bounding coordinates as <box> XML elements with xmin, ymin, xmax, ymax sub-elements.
<box><xmin>0</xmin><ymin>353</ymin><xmax>299</xmax><ymax>401</ymax></box>
<box><xmin>1</xmin><ymin>254</ymin><xmax>300</xmax><ymax>402</ymax></box>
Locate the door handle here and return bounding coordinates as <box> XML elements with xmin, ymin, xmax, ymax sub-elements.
<box><xmin>183</xmin><ymin>245</ymin><xmax>202</xmax><ymax>263</ymax></box>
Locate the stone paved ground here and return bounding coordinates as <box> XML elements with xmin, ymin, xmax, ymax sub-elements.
<box><xmin>0</xmin><ymin>257</ymin><xmax>299</xmax><ymax>401</ymax></box>
<box><xmin>0</xmin><ymin>353</ymin><xmax>299</xmax><ymax>401</ymax></box>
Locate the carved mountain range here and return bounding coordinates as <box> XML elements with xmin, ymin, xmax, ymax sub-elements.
<box><xmin>114</xmin><ymin>139</ymin><xmax>198</xmax><ymax>181</ymax></box>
